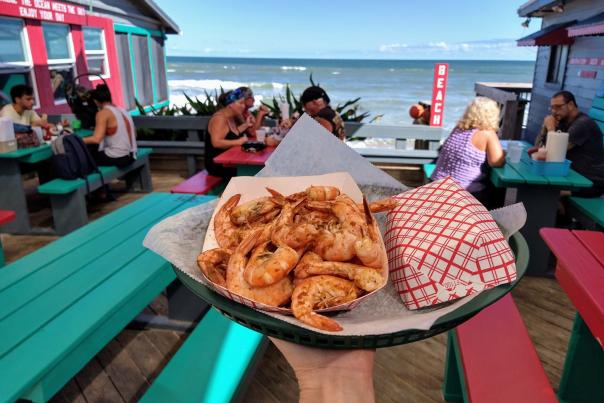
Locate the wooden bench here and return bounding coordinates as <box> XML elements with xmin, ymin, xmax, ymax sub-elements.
<box><xmin>170</xmin><ymin>169</ymin><xmax>223</xmax><ymax>195</ymax></box>
<box><xmin>0</xmin><ymin>210</ymin><xmax>16</xmax><ymax>267</ymax></box>
<box><xmin>442</xmin><ymin>294</ymin><xmax>556</xmax><ymax>403</ymax></box>
<box><xmin>0</xmin><ymin>192</ymin><xmax>215</xmax><ymax>402</ymax></box>
<box><xmin>38</xmin><ymin>148</ymin><xmax>154</xmax><ymax>235</ymax></box>
<box><xmin>140</xmin><ymin>308</ymin><xmax>266</xmax><ymax>403</ymax></box>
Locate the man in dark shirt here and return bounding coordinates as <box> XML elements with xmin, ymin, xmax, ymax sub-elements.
<box><xmin>300</xmin><ymin>86</ymin><xmax>346</xmax><ymax>140</ymax></box>
<box><xmin>535</xmin><ymin>90</ymin><xmax>604</xmax><ymax>197</ymax></box>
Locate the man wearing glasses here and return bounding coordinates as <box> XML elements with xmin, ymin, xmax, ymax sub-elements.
<box><xmin>534</xmin><ymin>90</ymin><xmax>604</xmax><ymax>197</ymax></box>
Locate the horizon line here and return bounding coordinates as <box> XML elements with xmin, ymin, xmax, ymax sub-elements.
<box><xmin>166</xmin><ymin>55</ymin><xmax>535</xmax><ymax>62</ymax></box>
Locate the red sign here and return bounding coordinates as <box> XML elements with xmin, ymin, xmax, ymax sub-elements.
<box><xmin>430</xmin><ymin>63</ymin><xmax>448</xmax><ymax>127</ymax></box>
<box><xmin>0</xmin><ymin>0</ymin><xmax>87</xmax><ymax>25</ymax></box>
<box><xmin>579</xmin><ymin>70</ymin><xmax>598</xmax><ymax>79</ymax></box>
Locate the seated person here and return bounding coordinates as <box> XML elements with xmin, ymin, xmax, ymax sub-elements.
<box><xmin>533</xmin><ymin>90</ymin><xmax>604</xmax><ymax>198</ymax></box>
<box><xmin>299</xmin><ymin>86</ymin><xmax>346</xmax><ymax>140</ymax></box>
<box><xmin>237</xmin><ymin>86</ymin><xmax>270</xmax><ymax>136</ymax></box>
<box><xmin>83</xmin><ymin>84</ymin><xmax>137</xmax><ymax>168</ymax></box>
<box><xmin>0</xmin><ymin>84</ymin><xmax>50</xmax><ymax>128</ymax></box>
<box><xmin>205</xmin><ymin>88</ymin><xmax>250</xmax><ymax>178</ymax></box>
<box><xmin>431</xmin><ymin>97</ymin><xmax>505</xmax><ymax>208</ymax></box>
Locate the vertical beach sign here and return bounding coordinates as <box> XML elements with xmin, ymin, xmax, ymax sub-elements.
<box><xmin>430</xmin><ymin>63</ymin><xmax>449</xmax><ymax>126</ymax></box>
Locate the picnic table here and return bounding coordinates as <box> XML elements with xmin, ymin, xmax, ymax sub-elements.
<box><xmin>540</xmin><ymin>228</ymin><xmax>604</xmax><ymax>403</ymax></box>
<box><xmin>0</xmin><ymin>129</ymin><xmax>92</xmax><ymax>234</ymax></box>
<box><xmin>0</xmin><ymin>210</ymin><xmax>16</xmax><ymax>267</ymax></box>
<box><xmin>213</xmin><ymin>145</ymin><xmax>275</xmax><ymax>176</ymax></box>
<box><xmin>491</xmin><ymin>141</ymin><xmax>592</xmax><ymax>276</ymax></box>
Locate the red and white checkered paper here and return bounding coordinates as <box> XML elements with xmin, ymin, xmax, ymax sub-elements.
<box><xmin>385</xmin><ymin>177</ymin><xmax>516</xmax><ymax>310</ymax></box>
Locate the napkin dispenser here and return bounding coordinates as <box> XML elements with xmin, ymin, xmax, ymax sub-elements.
<box><xmin>545</xmin><ymin>131</ymin><xmax>569</xmax><ymax>162</ymax></box>
<box><xmin>0</xmin><ymin>117</ymin><xmax>17</xmax><ymax>153</ymax></box>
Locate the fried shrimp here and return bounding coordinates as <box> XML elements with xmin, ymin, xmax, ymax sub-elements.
<box><xmin>361</xmin><ymin>197</ymin><xmax>399</xmax><ymax>213</ymax></box>
<box><xmin>226</xmin><ymin>229</ymin><xmax>293</xmax><ymax>306</ymax></box>
<box><xmin>244</xmin><ymin>241</ymin><xmax>300</xmax><ymax>287</ymax></box>
<box><xmin>294</xmin><ymin>251</ymin><xmax>324</xmax><ymax>279</ymax></box>
<box><xmin>214</xmin><ymin>194</ymin><xmax>242</xmax><ymax>251</ymax></box>
<box><xmin>305</xmin><ymin>261</ymin><xmax>384</xmax><ymax>292</ymax></box>
<box><xmin>196</xmin><ymin>248</ymin><xmax>231</xmax><ymax>287</ymax></box>
<box><xmin>291</xmin><ymin>275</ymin><xmax>360</xmax><ymax>332</ymax></box>
<box><xmin>354</xmin><ymin>198</ymin><xmax>384</xmax><ymax>269</ymax></box>
<box><xmin>286</xmin><ymin>185</ymin><xmax>341</xmax><ymax>202</ymax></box>
<box><xmin>230</xmin><ymin>196</ymin><xmax>282</xmax><ymax>226</ymax></box>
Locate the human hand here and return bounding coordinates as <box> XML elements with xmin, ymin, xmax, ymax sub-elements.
<box><xmin>246</xmin><ymin>114</ymin><xmax>256</xmax><ymax>126</ymax></box>
<box><xmin>271</xmin><ymin>338</ymin><xmax>375</xmax><ymax>403</ymax></box>
<box><xmin>237</xmin><ymin>136</ymin><xmax>248</xmax><ymax>145</ymax></box>
<box><xmin>543</xmin><ymin>115</ymin><xmax>557</xmax><ymax>131</ymax></box>
<box><xmin>265</xmin><ymin>136</ymin><xmax>280</xmax><ymax>147</ymax></box>
<box><xmin>258</xmin><ymin>105</ymin><xmax>270</xmax><ymax>115</ymax></box>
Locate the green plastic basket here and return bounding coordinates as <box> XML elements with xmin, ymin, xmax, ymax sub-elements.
<box><xmin>173</xmin><ymin>232</ymin><xmax>529</xmax><ymax>349</ymax></box>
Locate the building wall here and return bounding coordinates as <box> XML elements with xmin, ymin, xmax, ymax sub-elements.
<box><xmin>68</xmin><ymin>0</ymin><xmax>166</xmax><ymax>30</ymax></box>
<box><xmin>524</xmin><ymin>0</ymin><xmax>604</xmax><ymax>141</ymax></box>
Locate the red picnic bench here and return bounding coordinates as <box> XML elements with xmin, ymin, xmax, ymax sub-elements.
<box><xmin>443</xmin><ymin>294</ymin><xmax>556</xmax><ymax>403</ymax></box>
<box><xmin>170</xmin><ymin>170</ymin><xmax>223</xmax><ymax>195</ymax></box>
<box><xmin>540</xmin><ymin>228</ymin><xmax>604</xmax><ymax>403</ymax></box>
<box><xmin>0</xmin><ymin>210</ymin><xmax>16</xmax><ymax>267</ymax></box>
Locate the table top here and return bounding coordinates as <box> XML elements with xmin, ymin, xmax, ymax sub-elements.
<box><xmin>491</xmin><ymin>147</ymin><xmax>592</xmax><ymax>189</ymax></box>
<box><xmin>540</xmin><ymin>228</ymin><xmax>604</xmax><ymax>346</ymax></box>
<box><xmin>0</xmin><ymin>129</ymin><xmax>93</xmax><ymax>164</ymax></box>
<box><xmin>213</xmin><ymin>146</ymin><xmax>275</xmax><ymax>166</ymax></box>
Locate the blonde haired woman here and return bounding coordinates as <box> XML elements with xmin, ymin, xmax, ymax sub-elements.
<box><xmin>431</xmin><ymin>97</ymin><xmax>505</xmax><ymax>206</ymax></box>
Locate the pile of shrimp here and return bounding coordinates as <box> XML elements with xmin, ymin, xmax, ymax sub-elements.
<box><xmin>197</xmin><ymin>186</ymin><xmax>398</xmax><ymax>332</ymax></box>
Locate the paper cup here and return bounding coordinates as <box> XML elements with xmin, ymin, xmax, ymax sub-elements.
<box><xmin>507</xmin><ymin>143</ymin><xmax>522</xmax><ymax>163</ymax></box>
<box><xmin>256</xmin><ymin>128</ymin><xmax>266</xmax><ymax>143</ymax></box>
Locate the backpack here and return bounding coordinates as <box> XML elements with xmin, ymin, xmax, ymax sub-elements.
<box><xmin>51</xmin><ymin>134</ymin><xmax>103</xmax><ymax>193</ymax></box>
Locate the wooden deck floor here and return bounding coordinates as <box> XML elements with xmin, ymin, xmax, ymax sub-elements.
<box><xmin>1</xmin><ymin>168</ymin><xmax>575</xmax><ymax>403</ymax></box>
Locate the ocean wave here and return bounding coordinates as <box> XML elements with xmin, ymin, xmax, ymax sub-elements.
<box><xmin>167</xmin><ymin>69</ymin><xmax>176</xmax><ymax>73</ymax></box>
<box><xmin>167</xmin><ymin>79</ymin><xmax>244</xmax><ymax>91</ymax></box>
<box><xmin>281</xmin><ymin>66</ymin><xmax>306</xmax><ymax>71</ymax></box>
<box><xmin>250</xmin><ymin>81</ymin><xmax>285</xmax><ymax>90</ymax></box>
<box><xmin>332</xmin><ymin>71</ymin><xmax>341</xmax><ymax>75</ymax></box>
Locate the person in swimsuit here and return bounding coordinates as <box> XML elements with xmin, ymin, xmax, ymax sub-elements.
<box><xmin>205</xmin><ymin>88</ymin><xmax>252</xmax><ymax>179</ymax></box>
<box><xmin>84</xmin><ymin>84</ymin><xmax>137</xmax><ymax>168</ymax></box>
<box><xmin>237</xmin><ymin>86</ymin><xmax>270</xmax><ymax>136</ymax></box>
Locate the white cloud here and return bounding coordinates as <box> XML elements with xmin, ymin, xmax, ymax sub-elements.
<box><xmin>428</xmin><ymin>41</ymin><xmax>449</xmax><ymax>50</ymax></box>
<box><xmin>379</xmin><ymin>43</ymin><xmax>408</xmax><ymax>52</ymax></box>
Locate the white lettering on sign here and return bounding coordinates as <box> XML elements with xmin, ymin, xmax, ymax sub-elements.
<box><xmin>40</xmin><ymin>9</ymin><xmax>53</xmax><ymax>19</ymax></box>
<box><xmin>430</xmin><ymin>63</ymin><xmax>449</xmax><ymax>127</ymax></box>
<box><xmin>19</xmin><ymin>6</ymin><xmax>37</xmax><ymax>18</ymax></box>
<box><xmin>0</xmin><ymin>0</ymin><xmax>19</xmax><ymax>4</ymax></box>
<box><xmin>20</xmin><ymin>0</ymin><xmax>32</xmax><ymax>6</ymax></box>
<box><xmin>34</xmin><ymin>0</ymin><xmax>50</xmax><ymax>9</ymax></box>
<box><xmin>51</xmin><ymin>1</ymin><xmax>65</xmax><ymax>12</ymax></box>
<box><xmin>76</xmin><ymin>6</ymin><xmax>85</xmax><ymax>15</ymax></box>
<box><xmin>55</xmin><ymin>12</ymin><xmax>64</xmax><ymax>21</ymax></box>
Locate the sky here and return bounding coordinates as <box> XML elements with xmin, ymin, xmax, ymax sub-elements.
<box><xmin>154</xmin><ymin>0</ymin><xmax>539</xmax><ymax>60</ymax></box>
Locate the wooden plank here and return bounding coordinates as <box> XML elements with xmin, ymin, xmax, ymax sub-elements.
<box><xmin>74</xmin><ymin>358</ymin><xmax>124</xmax><ymax>403</ymax></box>
<box><xmin>344</xmin><ymin>123</ymin><xmax>446</xmax><ymax>141</ymax></box>
<box><xmin>115</xmin><ymin>330</ymin><xmax>168</xmax><ymax>382</ymax></box>
<box><xmin>139</xmin><ymin>309</ymin><xmax>264</xmax><ymax>403</ymax></box>
<box><xmin>0</xmin><ymin>193</ymin><xmax>182</xmax><ymax>290</ymax></box>
<box><xmin>573</xmin><ymin>230</ymin><xmax>604</xmax><ymax>268</ymax></box>
<box><xmin>96</xmin><ymin>339</ymin><xmax>149</xmax><ymax>402</ymax></box>
<box><xmin>540</xmin><ymin>228</ymin><xmax>604</xmax><ymax>347</ymax></box>
<box><xmin>49</xmin><ymin>379</ymin><xmax>86</xmax><ymax>403</ymax></box>
<box><xmin>491</xmin><ymin>163</ymin><xmax>526</xmax><ymax>187</ymax></box>
<box><xmin>563</xmin><ymin>170</ymin><xmax>593</xmax><ymax>189</ymax></box>
<box><xmin>0</xmin><ymin>210</ymin><xmax>16</xmax><ymax>226</ymax></box>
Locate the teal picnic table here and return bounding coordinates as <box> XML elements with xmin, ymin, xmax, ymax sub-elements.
<box><xmin>0</xmin><ymin>130</ymin><xmax>92</xmax><ymax>234</ymax></box>
<box><xmin>491</xmin><ymin>141</ymin><xmax>593</xmax><ymax>276</ymax></box>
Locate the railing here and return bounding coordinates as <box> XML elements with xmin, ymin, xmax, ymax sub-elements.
<box><xmin>475</xmin><ymin>82</ymin><xmax>532</xmax><ymax>140</ymax></box>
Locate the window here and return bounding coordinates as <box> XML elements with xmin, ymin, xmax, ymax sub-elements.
<box><xmin>546</xmin><ymin>45</ymin><xmax>569</xmax><ymax>85</ymax></box>
<box><xmin>83</xmin><ymin>27</ymin><xmax>109</xmax><ymax>77</ymax></box>
<box><xmin>42</xmin><ymin>23</ymin><xmax>76</xmax><ymax>103</ymax></box>
<box><xmin>131</xmin><ymin>34</ymin><xmax>154</xmax><ymax>106</ymax></box>
<box><xmin>0</xmin><ymin>17</ymin><xmax>37</xmax><ymax>106</ymax></box>
<box><xmin>151</xmin><ymin>36</ymin><xmax>168</xmax><ymax>102</ymax></box>
<box><xmin>115</xmin><ymin>33</ymin><xmax>135</xmax><ymax>109</ymax></box>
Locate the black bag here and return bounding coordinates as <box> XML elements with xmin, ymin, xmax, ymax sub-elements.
<box><xmin>51</xmin><ymin>134</ymin><xmax>103</xmax><ymax>193</ymax></box>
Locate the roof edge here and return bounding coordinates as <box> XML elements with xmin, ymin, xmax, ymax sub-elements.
<box><xmin>142</xmin><ymin>0</ymin><xmax>180</xmax><ymax>35</ymax></box>
<box><xmin>518</xmin><ymin>0</ymin><xmax>561</xmax><ymax>17</ymax></box>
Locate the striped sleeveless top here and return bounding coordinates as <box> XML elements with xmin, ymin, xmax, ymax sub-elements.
<box><xmin>431</xmin><ymin>127</ymin><xmax>487</xmax><ymax>192</ymax></box>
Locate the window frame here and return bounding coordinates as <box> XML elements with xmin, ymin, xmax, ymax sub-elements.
<box><xmin>83</xmin><ymin>27</ymin><xmax>110</xmax><ymax>79</ymax></box>
<box><xmin>545</xmin><ymin>44</ymin><xmax>569</xmax><ymax>90</ymax></box>
<box><xmin>42</xmin><ymin>22</ymin><xmax>77</xmax><ymax>105</ymax></box>
<box><xmin>0</xmin><ymin>16</ymin><xmax>39</xmax><ymax>108</ymax></box>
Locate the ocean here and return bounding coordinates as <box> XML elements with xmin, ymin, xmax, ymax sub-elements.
<box><xmin>166</xmin><ymin>57</ymin><xmax>534</xmax><ymax>130</ymax></box>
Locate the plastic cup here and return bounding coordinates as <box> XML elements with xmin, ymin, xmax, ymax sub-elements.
<box><xmin>507</xmin><ymin>143</ymin><xmax>522</xmax><ymax>163</ymax></box>
<box><xmin>256</xmin><ymin>128</ymin><xmax>266</xmax><ymax>143</ymax></box>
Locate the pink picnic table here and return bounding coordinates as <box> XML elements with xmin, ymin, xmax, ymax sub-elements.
<box><xmin>213</xmin><ymin>146</ymin><xmax>276</xmax><ymax>176</ymax></box>
<box><xmin>540</xmin><ymin>228</ymin><xmax>604</xmax><ymax>402</ymax></box>
<box><xmin>0</xmin><ymin>210</ymin><xmax>16</xmax><ymax>266</ymax></box>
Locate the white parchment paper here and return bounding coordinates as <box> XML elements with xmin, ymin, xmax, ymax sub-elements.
<box><xmin>144</xmin><ymin>115</ymin><xmax>525</xmax><ymax>335</ymax></box>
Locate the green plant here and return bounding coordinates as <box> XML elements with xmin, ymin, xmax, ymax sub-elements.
<box><xmin>261</xmin><ymin>74</ymin><xmax>381</xmax><ymax>124</ymax></box>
